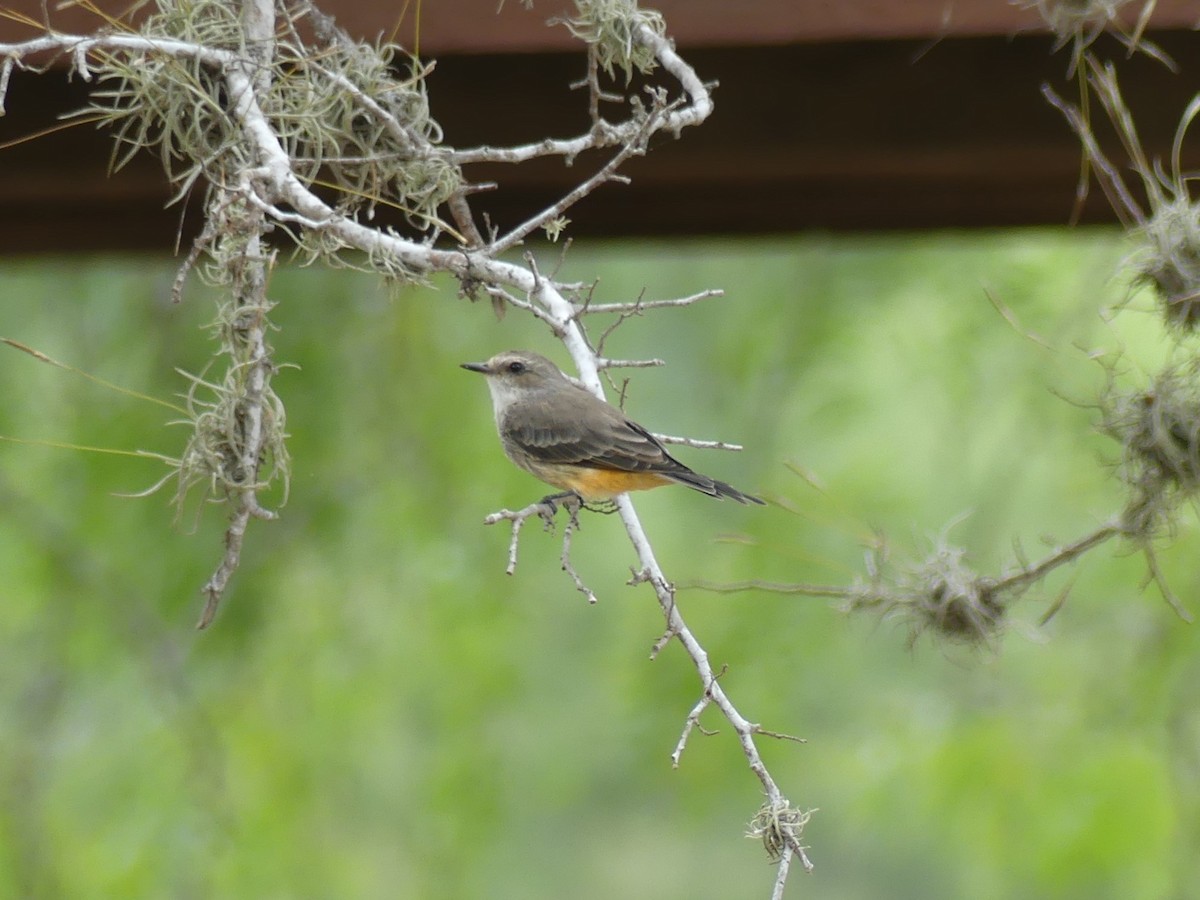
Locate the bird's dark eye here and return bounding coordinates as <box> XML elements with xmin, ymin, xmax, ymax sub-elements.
<box><xmin>507</xmin><ymin>361</ymin><xmax>526</xmax><ymax>374</ymax></box>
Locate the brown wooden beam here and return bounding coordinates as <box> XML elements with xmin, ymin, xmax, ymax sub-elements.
<box><xmin>2</xmin><ymin>0</ymin><xmax>1196</xmax><ymax>51</ymax></box>
<box><xmin>1</xmin><ymin>29</ymin><xmax>1198</xmax><ymax>252</ymax></box>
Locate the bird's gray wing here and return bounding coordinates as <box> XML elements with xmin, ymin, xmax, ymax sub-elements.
<box><xmin>501</xmin><ymin>386</ymin><xmax>766</xmax><ymax>504</ymax></box>
<box><xmin>501</xmin><ymin>389</ymin><xmax>687</xmax><ymax>474</ymax></box>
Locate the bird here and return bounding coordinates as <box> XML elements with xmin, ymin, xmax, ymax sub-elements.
<box><xmin>462</xmin><ymin>350</ymin><xmax>765</xmax><ymax>505</ymax></box>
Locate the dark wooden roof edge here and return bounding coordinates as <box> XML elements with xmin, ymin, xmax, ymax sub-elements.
<box><xmin>1</xmin><ymin>0</ymin><xmax>1197</xmax><ymax>56</ymax></box>
<box><xmin>2</xmin><ymin>6</ymin><xmax>1199</xmax><ymax>250</ymax></box>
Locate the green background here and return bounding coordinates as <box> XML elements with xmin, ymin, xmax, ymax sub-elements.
<box><xmin>0</xmin><ymin>230</ymin><xmax>1196</xmax><ymax>898</ymax></box>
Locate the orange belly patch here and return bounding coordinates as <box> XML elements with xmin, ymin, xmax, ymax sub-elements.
<box><xmin>557</xmin><ymin>467</ymin><xmax>673</xmax><ymax>501</ymax></box>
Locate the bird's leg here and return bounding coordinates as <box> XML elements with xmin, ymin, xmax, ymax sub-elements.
<box><xmin>539</xmin><ymin>491</ymin><xmax>616</xmax><ymax>518</ymax></box>
<box><xmin>538</xmin><ymin>490</ymin><xmax>582</xmax><ymax>516</ymax></box>
<box><xmin>531</xmin><ymin>490</ymin><xmax>578</xmax><ymax>531</ymax></box>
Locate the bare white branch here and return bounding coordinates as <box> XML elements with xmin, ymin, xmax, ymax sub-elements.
<box><xmin>3</xmin><ymin>9</ymin><xmax>801</xmax><ymax>890</ymax></box>
<box><xmin>484</xmin><ymin>496</ymin><xmax>599</xmax><ymax>602</ymax></box>
<box><xmin>0</xmin><ymin>33</ymin><xmax>237</xmax><ymax>68</ymax></box>
<box><xmin>487</xmin><ymin>99</ymin><xmax>665</xmax><ymax>255</ymax></box>
<box><xmin>198</xmin><ymin>493</ymin><xmax>277</xmax><ymax>628</ymax></box>
<box><xmin>559</xmin><ymin>500</ymin><xmax>599</xmax><ymax>604</ymax></box>
<box><xmin>752</xmin><ymin>725</ymin><xmax>808</xmax><ymax>745</ymax></box>
<box><xmin>196</xmin><ymin>0</ymin><xmax>280</xmax><ymax>628</ymax></box>
<box><xmin>647</xmin><ymin>616</ymin><xmax>676</xmax><ymax>660</ymax></box>
<box><xmin>448</xmin><ymin>19</ymin><xmax>714</xmax><ymax>169</ymax></box>
<box><xmin>580</xmin><ymin>288</ymin><xmax>725</xmax><ymax>315</ymax></box>
<box><xmin>483</xmin><ymin>284</ymin><xmax>562</xmax><ymax>332</ymax></box>
<box><xmin>652</xmin><ymin>434</ymin><xmax>745</xmax><ymax>452</ymax></box>
<box><xmin>71</xmin><ymin>43</ymin><xmax>92</xmax><ymax>81</ymax></box>
<box><xmin>671</xmin><ymin>690</ymin><xmax>717</xmax><ymax>768</ymax></box>
<box><xmin>770</xmin><ymin>848</ymin><xmax>793</xmax><ymax>900</ymax></box>
<box><xmin>458</xmin><ymin>23</ymin><xmax>800</xmax><ymax>887</ymax></box>
<box><xmin>0</xmin><ymin>56</ymin><xmax>13</xmax><ymax>114</ymax></box>
<box><xmin>596</xmin><ymin>357</ymin><xmax>664</xmax><ymax>369</ymax></box>
<box><xmin>483</xmin><ymin>499</ymin><xmax>559</xmax><ymax>575</ymax></box>
<box><xmin>451</xmin><ymin>126</ymin><xmax>620</xmax><ymax>167</ymax></box>
<box><xmin>577</xmin><ymin>47</ymin><xmax>624</xmax><ymax>127</ymax></box>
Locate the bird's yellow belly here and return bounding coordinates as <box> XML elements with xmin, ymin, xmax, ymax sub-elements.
<box><xmin>526</xmin><ymin>462</ymin><xmax>673</xmax><ymax>500</ymax></box>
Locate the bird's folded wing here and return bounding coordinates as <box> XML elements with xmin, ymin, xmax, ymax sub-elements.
<box><xmin>502</xmin><ymin>396</ymin><xmax>683</xmax><ymax>474</ymax></box>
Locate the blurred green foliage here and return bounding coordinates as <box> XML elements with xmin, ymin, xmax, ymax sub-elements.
<box><xmin>0</xmin><ymin>230</ymin><xmax>1197</xmax><ymax>898</ymax></box>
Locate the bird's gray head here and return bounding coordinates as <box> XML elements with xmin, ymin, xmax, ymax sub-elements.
<box><xmin>461</xmin><ymin>350</ymin><xmax>569</xmax><ymax>419</ymax></box>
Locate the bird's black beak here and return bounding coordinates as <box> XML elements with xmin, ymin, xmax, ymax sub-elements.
<box><xmin>460</xmin><ymin>361</ymin><xmax>490</xmax><ymax>374</ymax></box>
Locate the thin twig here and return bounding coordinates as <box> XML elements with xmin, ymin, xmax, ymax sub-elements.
<box><xmin>653</xmin><ymin>434</ymin><xmax>744</xmax><ymax>452</ymax></box>
<box><xmin>171</xmin><ymin>217</ymin><xmax>218</xmax><ymax>303</ymax></box>
<box><xmin>574</xmin><ymin>46</ymin><xmax>622</xmax><ymax>128</ymax></box>
<box><xmin>483</xmin><ymin>285</ymin><xmax>562</xmax><ymax>332</ymax></box>
<box><xmin>197</xmin><ymin>494</ymin><xmax>276</xmax><ymax>629</ymax></box>
<box><xmin>580</xmin><ymin>288</ymin><xmax>725</xmax><ymax>315</ymax></box>
<box><xmin>752</xmin><ymin>725</ymin><xmax>807</xmax><ymax>745</ymax></box>
<box><xmin>592</xmin><ymin>287</ymin><xmax>645</xmax><ymax>358</ymax></box>
<box><xmin>596</xmin><ymin>357</ymin><xmax>664</xmax><ymax>369</ymax></box>
<box><xmin>483</xmin><ymin>499</ymin><xmax>559</xmax><ymax>575</ymax></box>
<box><xmin>689</xmin><ymin>579</ymin><xmax>855</xmax><ymax>597</ymax></box>
<box><xmin>770</xmin><ymin>848</ymin><xmax>793</xmax><ymax>900</ymax></box>
<box><xmin>989</xmin><ymin>519</ymin><xmax>1122</xmax><ymax>595</ymax></box>
<box><xmin>487</xmin><ymin>98</ymin><xmax>667</xmax><ymax>255</ymax></box>
<box><xmin>560</xmin><ymin>499</ymin><xmax>599</xmax><ymax>604</ymax></box>
<box><xmin>648</xmin><ymin>622</ymin><xmax>677</xmax><ymax>660</ymax></box>
<box><xmin>483</xmin><ymin>497</ymin><xmax>597</xmax><ymax>602</ymax></box>
<box><xmin>671</xmin><ymin>691</ymin><xmax>717</xmax><ymax>768</ymax></box>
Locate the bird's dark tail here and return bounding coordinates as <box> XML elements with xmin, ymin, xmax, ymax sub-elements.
<box><xmin>666</xmin><ymin>470</ymin><xmax>766</xmax><ymax>505</ymax></box>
